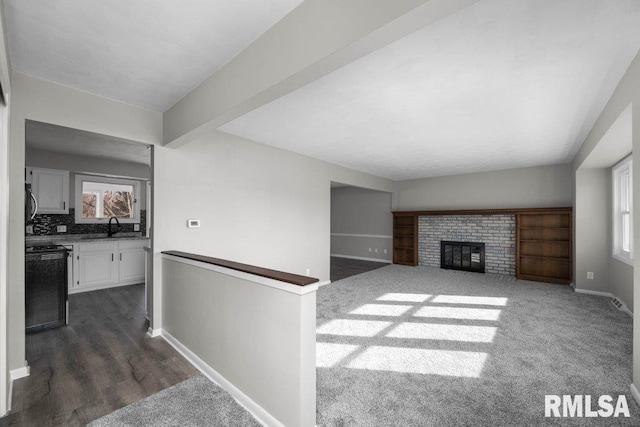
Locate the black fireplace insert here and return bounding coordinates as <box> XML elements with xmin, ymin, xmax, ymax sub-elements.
<box><xmin>440</xmin><ymin>241</ymin><xmax>485</xmax><ymax>273</ymax></box>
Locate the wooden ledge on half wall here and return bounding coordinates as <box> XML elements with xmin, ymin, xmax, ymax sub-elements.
<box><xmin>161</xmin><ymin>250</ymin><xmax>319</xmax><ymax>286</ymax></box>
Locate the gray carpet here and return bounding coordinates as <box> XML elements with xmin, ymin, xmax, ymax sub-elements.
<box><xmin>88</xmin><ymin>374</ymin><xmax>261</xmax><ymax>426</ymax></box>
<box><xmin>90</xmin><ymin>265</ymin><xmax>637</xmax><ymax>426</ymax></box>
<box><xmin>316</xmin><ymin>265</ymin><xmax>637</xmax><ymax>426</ymax></box>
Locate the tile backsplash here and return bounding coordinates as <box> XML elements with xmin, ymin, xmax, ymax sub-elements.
<box><xmin>29</xmin><ymin>208</ymin><xmax>147</xmax><ymax>236</ymax></box>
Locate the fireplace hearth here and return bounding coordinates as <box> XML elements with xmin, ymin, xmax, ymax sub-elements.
<box><xmin>441</xmin><ymin>241</ymin><xmax>485</xmax><ymax>273</ymax></box>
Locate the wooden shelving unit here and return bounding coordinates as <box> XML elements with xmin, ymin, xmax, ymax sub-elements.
<box><xmin>393</xmin><ymin>213</ymin><xmax>418</xmax><ymax>266</ymax></box>
<box><xmin>516</xmin><ymin>209</ymin><xmax>572</xmax><ymax>284</ymax></box>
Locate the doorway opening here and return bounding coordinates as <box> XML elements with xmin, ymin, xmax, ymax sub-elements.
<box><xmin>329</xmin><ymin>182</ymin><xmax>393</xmax><ymax>282</ymax></box>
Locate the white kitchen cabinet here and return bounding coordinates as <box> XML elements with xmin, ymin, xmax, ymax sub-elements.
<box><xmin>76</xmin><ymin>242</ymin><xmax>118</xmax><ymax>290</ymax></box>
<box><xmin>28</xmin><ymin>167</ymin><xmax>69</xmax><ymax>214</ymax></box>
<box><xmin>71</xmin><ymin>239</ymin><xmax>148</xmax><ymax>294</ymax></box>
<box><xmin>118</xmin><ymin>240</ymin><xmax>146</xmax><ymax>283</ymax></box>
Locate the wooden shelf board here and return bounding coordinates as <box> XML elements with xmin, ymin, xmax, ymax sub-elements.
<box><xmin>519</xmin><ymin>255</ymin><xmax>570</xmax><ymax>261</ymax></box>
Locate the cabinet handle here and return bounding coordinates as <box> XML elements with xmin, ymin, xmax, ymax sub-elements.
<box><xmin>111</xmin><ymin>253</ymin><xmax>114</xmax><ymax>262</ymax></box>
<box><xmin>63</xmin><ymin>201</ymin><xmax>66</xmax><ymax>210</ymax></box>
<box><xmin>120</xmin><ymin>253</ymin><xmax>122</xmax><ymax>261</ymax></box>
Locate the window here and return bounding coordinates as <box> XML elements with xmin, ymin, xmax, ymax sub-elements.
<box><xmin>613</xmin><ymin>157</ymin><xmax>633</xmax><ymax>265</ymax></box>
<box><xmin>75</xmin><ymin>174</ymin><xmax>141</xmax><ymax>223</ymax></box>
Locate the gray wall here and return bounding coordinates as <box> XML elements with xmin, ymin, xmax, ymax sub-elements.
<box><xmin>570</xmin><ymin>50</ymin><xmax>640</xmax><ymax>387</ymax></box>
<box><xmin>574</xmin><ymin>169</ymin><xmax>611</xmax><ymax>293</ymax></box>
<box><xmin>612</xmin><ymin>259</ymin><xmax>634</xmax><ymax>312</ymax></box>
<box><xmin>26</xmin><ymin>148</ymin><xmax>150</xmax><ymax>179</ymax></box>
<box><xmin>163</xmin><ymin>257</ymin><xmax>316</xmax><ymax>426</ymax></box>
<box><xmin>395</xmin><ymin>164</ymin><xmax>573</xmax><ymax>211</ymax></box>
<box><xmin>26</xmin><ymin>148</ymin><xmax>149</xmax><ymax>209</ymax></box>
<box><xmin>330</xmin><ymin>186</ymin><xmax>392</xmax><ymax>262</ymax></box>
<box><xmin>152</xmin><ymin>130</ymin><xmax>395</xmax><ymax>330</ymax></box>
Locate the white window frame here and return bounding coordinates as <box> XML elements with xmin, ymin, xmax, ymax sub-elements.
<box><xmin>75</xmin><ymin>174</ymin><xmax>140</xmax><ymax>224</ymax></box>
<box><xmin>613</xmin><ymin>156</ymin><xmax>633</xmax><ymax>266</ymax></box>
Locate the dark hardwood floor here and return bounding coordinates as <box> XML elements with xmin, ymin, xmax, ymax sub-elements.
<box><xmin>330</xmin><ymin>256</ymin><xmax>389</xmax><ymax>282</ymax></box>
<box><xmin>0</xmin><ymin>284</ymin><xmax>197</xmax><ymax>426</ymax></box>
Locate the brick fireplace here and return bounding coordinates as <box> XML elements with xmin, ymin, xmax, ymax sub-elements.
<box><xmin>418</xmin><ymin>215</ymin><xmax>516</xmax><ymax>276</ymax></box>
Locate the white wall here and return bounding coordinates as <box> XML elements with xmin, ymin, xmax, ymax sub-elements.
<box><xmin>152</xmin><ymin>130</ymin><xmax>394</xmax><ymax>330</ymax></box>
<box><xmin>574</xmin><ymin>169</ymin><xmax>611</xmax><ymax>293</ymax></box>
<box><xmin>395</xmin><ymin>164</ymin><xmax>573</xmax><ymax>211</ymax></box>
<box><xmin>331</xmin><ymin>186</ymin><xmax>392</xmax><ymax>262</ymax></box>
<box><xmin>6</xmin><ymin>72</ymin><xmax>161</xmax><ymax>382</ymax></box>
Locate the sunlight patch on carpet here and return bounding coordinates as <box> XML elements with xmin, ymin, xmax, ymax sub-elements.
<box><xmin>346</xmin><ymin>346</ymin><xmax>487</xmax><ymax>377</ymax></box>
<box><xmin>317</xmin><ymin>319</ymin><xmax>392</xmax><ymax>337</ymax></box>
<box><xmin>376</xmin><ymin>293</ymin><xmax>431</xmax><ymax>302</ymax></box>
<box><xmin>386</xmin><ymin>322</ymin><xmax>497</xmax><ymax>343</ymax></box>
<box><xmin>413</xmin><ymin>306</ymin><xmax>501</xmax><ymax>321</ymax></box>
<box><xmin>350</xmin><ymin>303</ymin><xmax>413</xmax><ymax>317</ymax></box>
<box><xmin>316</xmin><ymin>342</ymin><xmax>359</xmax><ymax>368</ymax></box>
<box><xmin>431</xmin><ymin>295</ymin><xmax>508</xmax><ymax>306</ymax></box>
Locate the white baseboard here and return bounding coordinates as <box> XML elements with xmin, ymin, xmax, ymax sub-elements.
<box><xmin>317</xmin><ymin>280</ymin><xmax>331</xmax><ymax>287</ymax></box>
<box><xmin>573</xmin><ymin>288</ymin><xmax>612</xmax><ymax>298</ymax></box>
<box><xmin>621</xmin><ymin>305</ymin><xmax>634</xmax><ymax>318</ymax></box>
<box><xmin>330</xmin><ymin>254</ymin><xmax>392</xmax><ymax>263</ymax></box>
<box><xmin>631</xmin><ymin>384</ymin><xmax>640</xmax><ymax>407</ymax></box>
<box><xmin>146</xmin><ymin>327</ymin><xmax>161</xmax><ymax>338</ymax></box>
<box><xmin>160</xmin><ymin>329</ymin><xmax>283</xmax><ymax>427</ymax></box>
<box><xmin>9</xmin><ymin>365</ymin><xmax>29</xmax><ymax>381</ymax></box>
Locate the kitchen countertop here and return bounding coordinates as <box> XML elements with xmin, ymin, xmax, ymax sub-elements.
<box><xmin>26</xmin><ymin>233</ymin><xmax>150</xmax><ymax>246</ymax></box>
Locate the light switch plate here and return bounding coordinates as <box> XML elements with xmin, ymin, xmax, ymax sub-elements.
<box><xmin>187</xmin><ymin>219</ymin><xmax>200</xmax><ymax>228</ymax></box>
<box><xmin>57</xmin><ymin>225</ymin><xmax>67</xmax><ymax>233</ymax></box>
<box><xmin>134</xmin><ymin>224</ymin><xmax>140</xmax><ymax>231</ymax></box>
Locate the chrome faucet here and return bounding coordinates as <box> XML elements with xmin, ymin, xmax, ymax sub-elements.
<box><xmin>108</xmin><ymin>216</ymin><xmax>121</xmax><ymax>237</ymax></box>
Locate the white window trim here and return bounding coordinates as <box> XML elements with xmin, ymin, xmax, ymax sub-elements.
<box><xmin>613</xmin><ymin>156</ymin><xmax>633</xmax><ymax>266</ymax></box>
<box><xmin>75</xmin><ymin>174</ymin><xmax>141</xmax><ymax>224</ymax></box>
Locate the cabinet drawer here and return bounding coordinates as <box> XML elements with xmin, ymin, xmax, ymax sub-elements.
<box><xmin>118</xmin><ymin>240</ymin><xmax>147</xmax><ymax>250</ymax></box>
<box><xmin>78</xmin><ymin>242</ymin><xmax>118</xmax><ymax>253</ymax></box>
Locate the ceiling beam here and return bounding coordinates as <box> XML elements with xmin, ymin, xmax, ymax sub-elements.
<box><xmin>162</xmin><ymin>0</ymin><xmax>479</xmax><ymax>147</ymax></box>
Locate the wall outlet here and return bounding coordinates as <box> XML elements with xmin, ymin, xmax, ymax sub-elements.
<box><xmin>587</xmin><ymin>272</ymin><xmax>594</xmax><ymax>280</ymax></box>
<box><xmin>368</xmin><ymin>247</ymin><xmax>372</xmax><ymax>252</ymax></box>
<box><xmin>374</xmin><ymin>248</ymin><xmax>378</xmax><ymax>253</ymax></box>
<box><xmin>383</xmin><ymin>249</ymin><xmax>388</xmax><ymax>254</ymax></box>
<box><xmin>305</xmin><ymin>268</ymin><xmax>310</xmax><ymax>276</ymax></box>
<box><xmin>187</xmin><ymin>219</ymin><xmax>200</xmax><ymax>228</ymax></box>
<box><xmin>25</xmin><ymin>225</ymin><xmax>33</xmax><ymax>234</ymax></box>
<box><xmin>56</xmin><ymin>225</ymin><xmax>67</xmax><ymax>233</ymax></box>
<box><xmin>134</xmin><ymin>224</ymin><xmax>140</xmax><ymax>231</ymax></box>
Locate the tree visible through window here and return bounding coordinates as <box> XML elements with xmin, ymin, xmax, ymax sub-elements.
<box><xmin>82</xmin><ymin>182</ymin><xmax>135</xmax><ymax>219</ymax></box>
<box><xmin>75</xmin><ymin>174</ymin><xmax>140</xmax><ymax>223</ymax></box>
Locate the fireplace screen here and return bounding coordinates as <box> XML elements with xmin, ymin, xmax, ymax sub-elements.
<box><xmin>440</xmin><ymin>241</ymin><xmax>485</xmax><ymax>273</ymax></box>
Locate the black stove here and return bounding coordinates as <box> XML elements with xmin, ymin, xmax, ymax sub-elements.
<box><xmin>26</xmin><ymin>244</ymin><xmax>66</xmax><ymax>253</ymax></box>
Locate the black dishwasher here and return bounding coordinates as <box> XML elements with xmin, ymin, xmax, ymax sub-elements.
<box><xmin>25</xmin><ymin>245</ymin><xmax>68</xmax><ymax>333</ymax></box>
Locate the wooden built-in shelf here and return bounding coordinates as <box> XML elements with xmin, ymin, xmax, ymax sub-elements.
<box><xmin>392</xmin><ymin>213</ymin><xmax>418</xmax><ymax>266</ymax></box>
<box><xmin>516</xmin><ymin>209</ymin><xmax>572</xmax><ymax>284</ymax></box>
<box><xmin>392</xmin><ymin>207</ymin><xmax>573</xmax><ymax>285</ymax></box>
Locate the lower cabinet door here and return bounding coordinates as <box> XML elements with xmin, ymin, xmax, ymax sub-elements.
<box><xmin>78</xmin><ymin>251</ymin><xmax>116</xmax><ymax>288</ymax></box>
<box><xmin>119</xmin><ymin>249</ymin><xmax>146</xmax><ymax>283</ymax></box>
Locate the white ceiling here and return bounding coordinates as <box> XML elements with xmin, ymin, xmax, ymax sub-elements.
<box><xmin>220</xmin><ymin>0</ymin><xmax>640</xmax><ymax>181</ymax></box>
<box><xmin>26</xmin><ymin>121</ymin><xmax>151</xmax><ymax>165</ymax></box>
<box><xmin>4</xmin><ymin>0</ymin><xmax>302</xmax><ymax>112</ymax></box>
